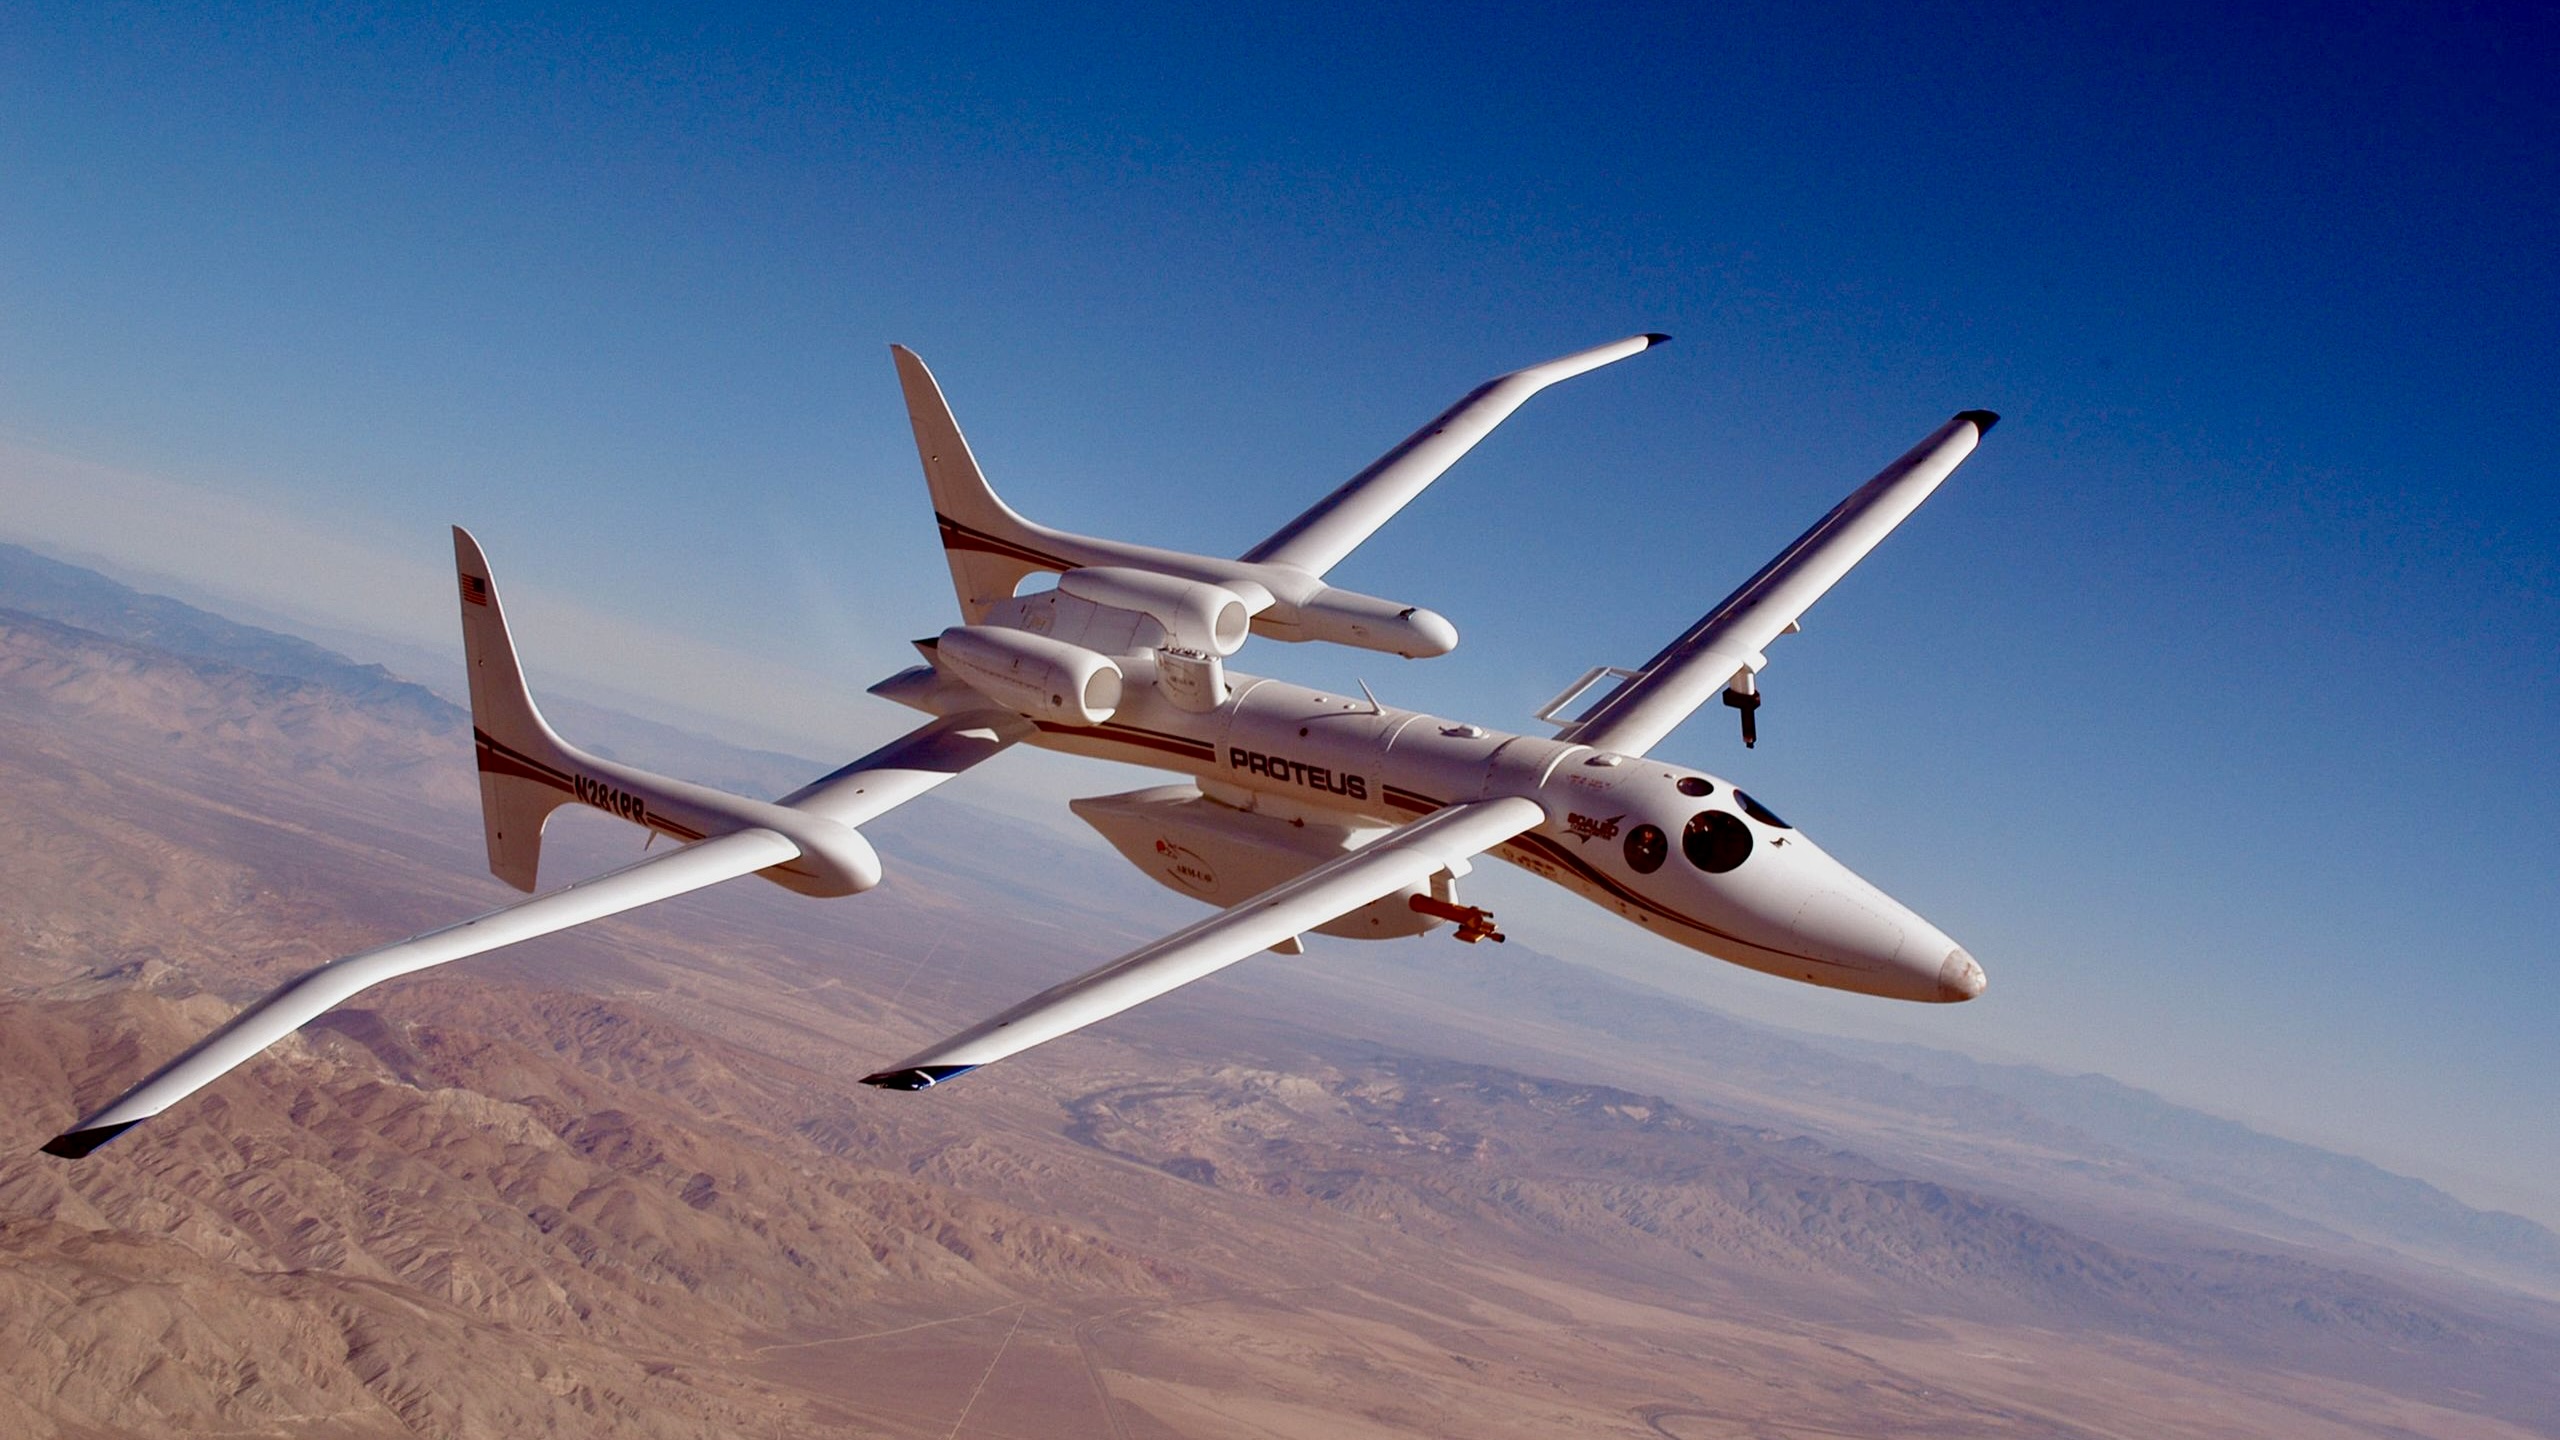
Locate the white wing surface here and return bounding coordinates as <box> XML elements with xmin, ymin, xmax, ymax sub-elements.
<box><xmin>45</xmin><ymin>711</ymin><xmax>1034</xmax><ymax>1159</ymax></box>
<box><xmin>862</xmin><ymin>795</ymin><xmax>1547</xmax><ymax>1089</ymax></box>
<box><xmin>42</xmin><ymin>828</ymin><xmax>798</xmax><ymax>1157</ymax></box>
<box><xmin>1556</xmin><ymin>411</ymin><xmax>1997</xmax><ymax>759</ymax></box>
<box><xmin>1240</xmin><ymin>335</ymin><xmax>1667</xmax><ymax>576</ymax></box>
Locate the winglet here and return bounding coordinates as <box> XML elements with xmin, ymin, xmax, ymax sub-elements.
<box><xmin>861</xmin><ymin>1064</ymin><xmax>978</xmax><ymax>1091</ymax></box>
<box><xmin>1643</xmin><ymin>332</ymin><xmax>1672</xmax><ymax>346</ymax></box>
<box><xmin>1957</xmin><ymin>409</ymin><xmax>2000</xmax><ymax>433</ymax></box>
<box><xmin>40</xmin><ymin>1120</ymin><xmax>137</xmax><ymax>1160</ymax></box>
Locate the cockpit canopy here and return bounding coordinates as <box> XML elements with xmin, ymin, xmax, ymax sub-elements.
<box><xmin>1622</xmin><ymin>771</ymin><xmax>1793</xmax><ymax>877</ymax></box>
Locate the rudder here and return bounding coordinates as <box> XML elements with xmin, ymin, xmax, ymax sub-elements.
<box><xmin>452</xmin><ymin>527</ymin><xmax>577</xmax><ymax>891</ymax></box>
<box><xmin>890</xmin><ymin>345</ymin><xmax>1070</xmax><ymax>621</ymax></box>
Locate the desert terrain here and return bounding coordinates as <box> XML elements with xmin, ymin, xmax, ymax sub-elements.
<box><xmin>2</xmin><ymin>548</ymin><xmax>2555</xmax><ymax>1438</ymax></box>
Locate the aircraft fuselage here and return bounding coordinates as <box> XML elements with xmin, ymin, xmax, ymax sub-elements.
<box><xmin>915</xmin><ymin>659</ymin><xmax>1983</xmax><ymax>1004</ymax></box>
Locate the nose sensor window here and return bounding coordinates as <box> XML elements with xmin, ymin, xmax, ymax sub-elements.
<box><xmin>1682</xmin><ymin>811</ymin><xmax>1752</xmax><ymax>873</ymax></box>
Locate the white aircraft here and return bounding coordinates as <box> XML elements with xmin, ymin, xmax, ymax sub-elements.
<box><xmin>44</xmin><ymin>334</ymin><xmax>1996</xmax><ymax>1157</ymax></box>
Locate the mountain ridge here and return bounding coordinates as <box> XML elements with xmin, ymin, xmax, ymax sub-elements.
<box><xmin>6</xmin><ymin>547</ymin><xmax>2559</xmax><ymax>1436</ymax></box>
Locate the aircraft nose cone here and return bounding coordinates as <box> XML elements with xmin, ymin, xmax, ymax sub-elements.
<box><xmin>1935</xmin><ymin>947</ymin><xmax>1987</xmax><ymax>1002</ymax></box>
<box><xmin>1792</xmin><ymin>889</ymin><xmax>1905</xmax><ymax>969</ymax></box>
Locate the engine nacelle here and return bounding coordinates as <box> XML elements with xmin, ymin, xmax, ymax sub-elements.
<box><xmin>1252</xmin><ymin>585</ymin><xmax>1459</xmax><ymax>659</ymax></box>
<box><xmin>1057</xmin><ymin>566</ymin><xmax>1253</xmax><ymax>657</ymax></box>
<box><xmin>934</xmin><ymin>625</ymin><xmax>1124</xmax><ymax>725</ymax></box>
<box><xmin>1069</xmin><ymin>784</ymin><xmax>1447</xmax><ymax>939</ymax></box>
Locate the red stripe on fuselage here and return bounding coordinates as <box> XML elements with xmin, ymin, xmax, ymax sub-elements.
<box><xmin>1032</xmin><ymin>718</ymin><xmax>1219</xmax><ymax>762</ymax></box>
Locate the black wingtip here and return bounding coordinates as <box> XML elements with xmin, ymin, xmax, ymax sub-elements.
<box><xmin>1642</xmin><ymin>332</ymin><xmax>1672</xmax><ymax>347</ymax></box>
<box><xmin>41</xmin><ymin>1121</ymin><xmax>137</xmax><ymax>1159</ymax></box>
<box><xmin>860</xmin><ymin>1065</ymin><xmax>977</xmax><ymax>1092</ymax></box>
<box><xmin>1958</xmin><ymin>409</ymin><xmax>2000</xmax><ymax>434</ymax></box>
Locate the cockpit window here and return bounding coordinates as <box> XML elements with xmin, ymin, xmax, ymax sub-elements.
<box><xmin>1623</xmin><ymin>823</ymin><xmax>1667</xmax><ymax>874</ymax></box>
<box><xmin>1682</xmin><ymin>811</ymin><xmax>1752</xmax><ymax>873</ymax></box>
<box><xmin>1675</xmin><ymin>776</ymin><xmax>1713</xmax><ymax>797</ymax></box>
<box><xmin>1733</xmin><ymin>790</ymin><xmax>1790</xmax><ymax>829</ymax></box>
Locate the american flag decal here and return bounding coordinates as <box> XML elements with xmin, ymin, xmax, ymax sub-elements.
<box><xmin>460</xmin><ymin>574</ymin><xmax>490</xmax><ymax>607</ymax></box>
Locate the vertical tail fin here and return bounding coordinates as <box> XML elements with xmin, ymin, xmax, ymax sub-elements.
<box><xmin>452</xmin><ymin>527</ymin><xmax>577</xmax><ymax>892</ymax></box>
<box><xmin>890</xmin><ymin>345</ymin><xmax>1069</xmax><ymax>622</ymax></box>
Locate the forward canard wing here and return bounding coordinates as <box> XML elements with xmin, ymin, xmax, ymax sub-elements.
<box><xmin>1240</xmin><ymin>333</ymin><xmax>1668</xmax><ymax>576</ymax></box>
<box><xmin>1554</xmin><ymin>411</ymin><xmax>1998</xmax><ymax>759</ymax></box>
<box><xmin>860</xmin><ymin>795</ymin><xmax>1547</xmax><ymax>1089</ymax></box>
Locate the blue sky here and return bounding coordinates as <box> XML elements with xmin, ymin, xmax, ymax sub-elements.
<box><xmin>4</xmin><ymin>3</ymin><xmax>2555</xmax><ymax>1220</ymax></box>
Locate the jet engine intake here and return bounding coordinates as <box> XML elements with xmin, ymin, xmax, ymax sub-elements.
<box><xmin>934</xmin><ymin>625</ymin><xmax>1124</xmax><ymax>726</ymax></box>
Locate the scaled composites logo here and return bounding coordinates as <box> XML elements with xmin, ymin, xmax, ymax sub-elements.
<box><xmin>1565</xmin><ymin>811</ymin><xmax>1623</xmax><ymax>843</ymax></box>
<box><xmin>1227</xmin><ymin>747</ymin><xmax>1368</xmax><ymax>801</ymax></box>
